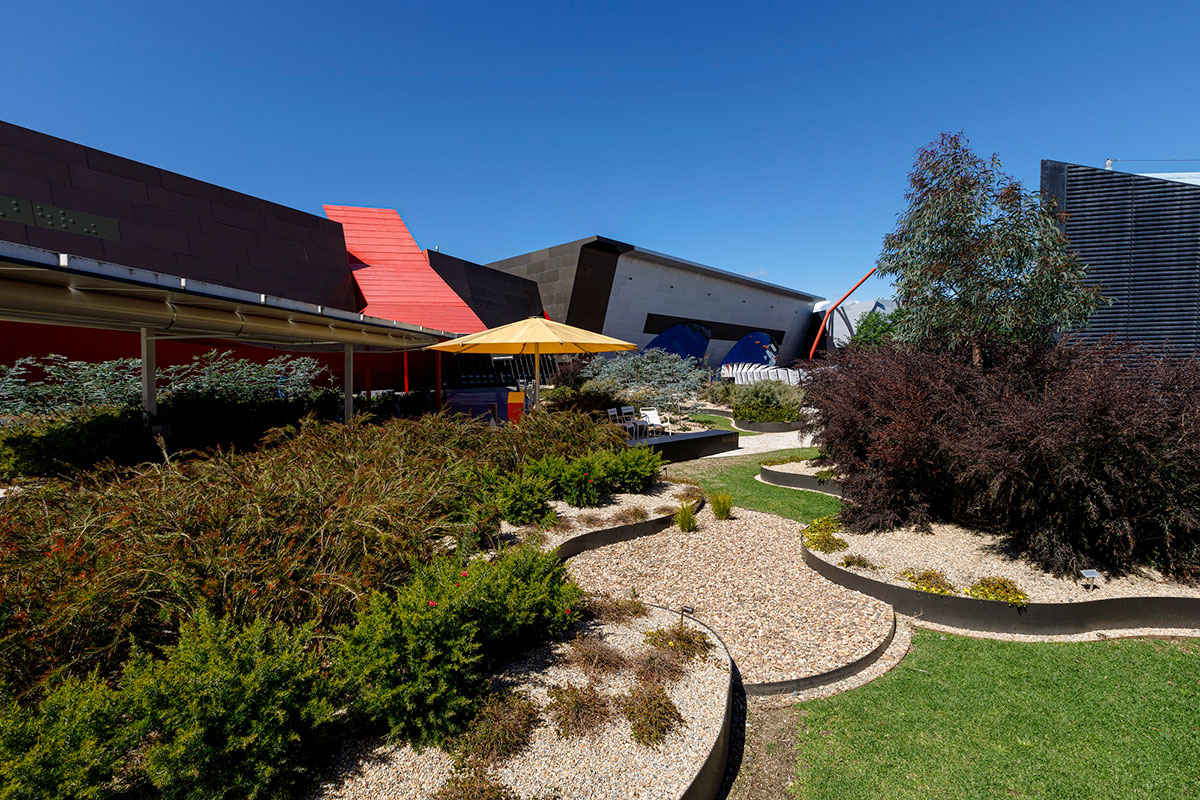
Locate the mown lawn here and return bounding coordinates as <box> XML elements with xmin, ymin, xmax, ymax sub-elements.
<box><xmin>665</xmin><ymin>447</ymin><xmax>839</xmax><ymax>524</ymax></box>
<box><xmin>792</xmin><ymin>630</ymin><xmax>1200</xmax><ymax>800</ymax></box>
<box><xmin>687</xmin><ymin>413</ymin><xmax>760</xmax><ymax>435</ymax></box>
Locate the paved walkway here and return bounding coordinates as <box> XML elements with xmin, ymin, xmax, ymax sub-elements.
<box><xmin>702</xmin><ymin>429</ymin><xmax>815</xmax><ymax>458</ymax></box>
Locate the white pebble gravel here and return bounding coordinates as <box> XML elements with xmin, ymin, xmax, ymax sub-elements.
<box><xmin>823</xmin><ymin>522</ymin><xmax>1200</xmax><ymax>603</ymax></box>
<box><xmin>310</xmin><ymin>607</ymin><xmax>730</xmax><ymax>800</ymax></box>
<box><xmin>566</xmin><ymin>507</ymin><xmax>894</xmax><ymax>685</ymax></box>
<box><xmin>503</xmin><ymin>481</ymin><xmax>689</xmax><ymax>553</ymax></box>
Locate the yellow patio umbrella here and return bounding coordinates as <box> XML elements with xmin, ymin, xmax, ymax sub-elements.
<box><xmin>426</xmin><ymin>316</ymin><xmax>637</xmax><ymax>408</ymax></box>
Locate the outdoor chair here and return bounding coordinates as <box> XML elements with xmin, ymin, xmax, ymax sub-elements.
<box><xmin>620</xmin><ymin>405</ymin><xmax>649</xmax><ymax>438</ymax></box>
<box><xmin>640</xmin><ymin>407</ymin><xmax>671</xmax><ymax>437</ymax></box>
<box><xmin>607</xmin><ymin>407</ymin><xmax>639</xmax><ymax>439</ymax></box>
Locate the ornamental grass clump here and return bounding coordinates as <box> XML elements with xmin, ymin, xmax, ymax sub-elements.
<box><xmin>454</xmin><ymin>691</ymin><xmax>540</xmax><ymax>765</ymax></box>
<box><xmin>582</xmin><ymin>591</ymin><xmax>649</xmax><ymax>624</ymax></box>
<box><xmin>566</xmin><ymin>635</ymin><xmax>628</xmax><ymax>678</ymax></box>
<box><xmin>644</xmin><ymin>622</ymin><xmax>713</xmax><ymax>662</ymax></box>
<box><xmin>431</xmin><ymin>767</ymin><xmax>519</xmax><ymax>800</ymax></box>
<box><xmin>0</xmin><ymin>412</ymin><xmax>604</xmax><ymax>692</ymax></box>
<box><xmin>840</xmin><ymin>553</ymin><xmax>878</xmax><ymax>570</ymax></box>
<box><xmin>619</xmin><ymin>682</ymin><xmax>685</xmax><ymax>747</ymax></box>
<box><xmin>674</xmin><ymin>501</ymin><xmax>698</xmax><ymax>532</ymax></box>
<box><xmin>611</xmin><ymin>505</ymin><xmax>650</xmax><ymax>525</ymax></box>
<box><xmin>803</xmin><ymin>516</ymin><xmax>848</xmax><ymax>553</ymax></box>
<box><xmin>901</xmin><ymin>568</ymin><xmax>956</xmax><ymax>596</ymax></box>
<box><xmin>545</xmin><ymin>682</ymin><xmax>611</xmax><ymax>738</ymax></box>
<box><xmin>710</xmin><ymin>491</ymin><xmax>734</xmax><ymax>520</ymax></box>
<box><xmin>632</xmin><ymin>648</ymin><xmax>686</xmax><ymax>685</ymax></box>
<box><xmin>966</xmin><ymin>576</ymin><xmax>1029</xmax><ymax>607</ymax></box>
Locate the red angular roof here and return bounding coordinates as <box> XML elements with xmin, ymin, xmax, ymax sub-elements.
<box><xmin>323</xmin><ymin>205</ymin><xmax>485</xmax><ymax>334</ymax></box>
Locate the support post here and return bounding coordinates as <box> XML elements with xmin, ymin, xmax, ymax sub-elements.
<box><xmin>343</xmin><ymin>343</ymin><xmax>354</xmax><ymax>423</ymax></box>
<box><xmin>140</xmin><ymin>328</ymin><xmax>157</xmax><ymax>417</ymax></box>
<box><xmin>435</xmin><ymin>352</ymin><xmax>443</xmax><ymax>409</ymax></box>
<box><xmin>532</xmin><ymin>344</ymin><xmax>540</xmax><ymax>409</ymax></box>
<box><xmin>403</xmin><ymin>350</ymin><xmax>409</xmax><ymax>393</ymax></box>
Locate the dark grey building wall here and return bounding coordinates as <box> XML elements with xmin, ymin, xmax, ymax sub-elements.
<box><xmin>426</xmin><ymin>250</ymin><xmax>544</xmax><ymax>327</ymax></box>
<box><xmin>0</xmin><ymin>120</ymin><xmax>357</xmax><ymax>310</ymax></box>
<box><xmin>486</xmin><ymin>236</ymin><xmax>633</xmax><ymax>325</ymax></box>
<box><xmin>1042</xmin><ymin>160</ymin><xmax>1200</xmax><ymax>352</ymax></box>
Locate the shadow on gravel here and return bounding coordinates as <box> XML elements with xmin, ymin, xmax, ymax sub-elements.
<box><xmin>714</xmin><ymin>661</ymin><xmax>747</xmax><ymax>800</ymax></box>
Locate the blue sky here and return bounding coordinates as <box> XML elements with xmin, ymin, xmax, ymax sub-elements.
<box><xmin>4</xmin><ymin>1</ymin><xmax>1198</xmax><ymax>301</ymax></box>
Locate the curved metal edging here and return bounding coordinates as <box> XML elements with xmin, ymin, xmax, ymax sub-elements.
<box><xmin>732</xmin><ymin>419</ymin><xmax>804</xmax><ymax>433</ymax></box>
<box><xmin>742</xmin><ymin>612</ymin><xmax>897</xmax><ymax>696</ymax></box>
<box><xmin>638</xmin><ymin>603</ymin><xmax>734</xmax><ymax>800</ymax></box>
<box><xmin>801</xmin><ymin>543</ymin><xmax>1200</xmax><ymax>635</ymax></box>
<box><xmin>758</xmin><ymin>465</ymin><xmax>844</xmax><ymax>497</ymax></box>
<box><xmin>694</xmin><ymin>406</ymin><xmax>733</xmax><ymax>419</ymax></box>
<box><xmin>554</xmin><ymin>498</ymin><xmax>705</xmax><ymax>560</ymax></box>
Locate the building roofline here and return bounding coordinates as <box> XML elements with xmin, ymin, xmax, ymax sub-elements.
<box><xmin>492</xmin><ymin>234</ymin><xmax>824</xmax><ymax>302</ymax></box>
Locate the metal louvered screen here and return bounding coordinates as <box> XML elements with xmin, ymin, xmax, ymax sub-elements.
<box><xmin>1044</xmin><ymin>161</ymin><xmax>1200</xmax><ymax>353</ymax></box>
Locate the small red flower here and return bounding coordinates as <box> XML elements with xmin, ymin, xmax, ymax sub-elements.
<box><xmin>565</xmin><ymin>608</ymin><xmax>572</xmax><ymax>615</ymax></box>
<box><xmin>455</xmin><ymin>582</ymin><xmax>460</xmax><ymax>587</ymax></box>
<box><xmin>588</xmin><ymin>479</ymin><xmax>593</xmax><ymax>483</ymax></box>
<box><xmin>461</xmin><ymin>570</ymin><xmax>469</xmax><ymax>577</ymax></box>
<box><xmin>428</xmin><ymin>600</ymin><xmax>438</xmax><ymax>607</ymax></box>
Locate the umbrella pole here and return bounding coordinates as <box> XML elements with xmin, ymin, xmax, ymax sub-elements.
<box><xmin>533</xmin><ymin>344</ymin><xmax>540</xmax><ymax>409</ymax></box>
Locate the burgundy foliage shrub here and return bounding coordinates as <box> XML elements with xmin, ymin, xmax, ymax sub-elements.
<box><xmin>805</xmin><ymin>340</ymin><xmax>1200</xmax><ymax>578</ymax></box>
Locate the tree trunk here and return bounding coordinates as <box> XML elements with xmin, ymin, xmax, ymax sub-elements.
<box><xmin>972</xmin><ymin>340</ymin><xmax>984</xmax><ymax>369</ymax></box>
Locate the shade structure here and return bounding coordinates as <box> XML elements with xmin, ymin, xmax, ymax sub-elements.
<box><xmin>426</xmin><ymin>316</ymin><xmax>637</xmax><ymax>407</ymax></box>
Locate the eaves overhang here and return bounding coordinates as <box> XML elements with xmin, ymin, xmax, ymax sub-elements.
<box><xmin>0</xmin><ymin>240</ymin><xmax>456</xmax><ymax>351</ymax></box>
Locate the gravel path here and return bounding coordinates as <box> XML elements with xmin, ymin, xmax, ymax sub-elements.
<box><xmin>823</xmin><ymin>522</ymin><xmax>1200</xmax><ymax>603</ymax></box>
<box><xmin>700</xmin><ymin>430</ymin><xmax>814</xmax><ymax>458</ymax></box>
<box><xmin>566</xmin><ymin>506</ymin><xmax>894</xmax><ymax>685</ymax></box>
<box><xmin>310</xmin><ymin>607</ymin><xmax>730</xmax><ymax>800</ymax></box>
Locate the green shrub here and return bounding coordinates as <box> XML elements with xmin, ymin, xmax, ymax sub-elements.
<box><xmin>619</xmin><ymin>682</ymin><xmax>684</xmax><ymax>747</ymax></box>
<box><xmin>454</xmin><ymin>691</ymin><xmax>540</xmax><ymax>765</ymax></box>
<box><xmin>334</xmin><ymin>586</ymin><xmax>484</xmax><ymax>746</ymax></box>
<box><xmin>710</xmin><ymin>491</ymin><xmax>734</xmax><ymax>520</ymax></box>
<box><xmin>704</xmin><ymin>379</ymin><xmax>735</xmax><ymax>406</ymax></box>
<box><xmin>802</xmin><ymin>516</ymin><xmax>848</xmax><ymax>553</ymax></box>
<box><xmin>496</xmin><ymin>473</ymin><xmax>553</xmax><ymax>527</ymax></box>
<box><xmin>521</xmin><ymin>455</ymin><xmax>569</xmax><ymax>498</ymax></box>
<box><xmin>674</xmin><ymin>501</ymin><xmax>698</xmax><ymax>532</ymax></box>
<box><xmin>582</xmin><ymin>350</ymin><xmax>707</xmax><ymax>413</ymax></box>
<box><xmin>0</xmin><ymin>406</ymin><xmax>154</xmax><ymax>479</ymax></box>
<box><xmin>965</xmin><ymin>576</ymin><xmax>1029</xmax><ymax>607</ymax></box>
<box><xmin>465</xmin><ymin>546</ymin><xmax>582</xmax><ymax>658</ymax></box>
<box><xmin>901</xmin><ymin>568</ymin><xmax>956</xmax><ymax>596</ymax></box>
<box><xmin>560</xmin><ymin>453</ymin><xmax>612</xmax><ymax>507</ymax></box>
<box><xmin>606</xmin><ymin>446</ymin><xmax>662</xmax><ymax>494</ymax></box>
<box><xmin>0</xmin><ymin>675</ymin><xmax>140</xmax><ymax>800</ymax></box>
<box><xmin>731</xmin><ymin>380</ymin><xmax>804</xmax><ymax>424</ymax></box>
<box><xmin>121</xmin><ymin>612</ymin><xmax>335</xmax><ymax>800</ymax></box>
